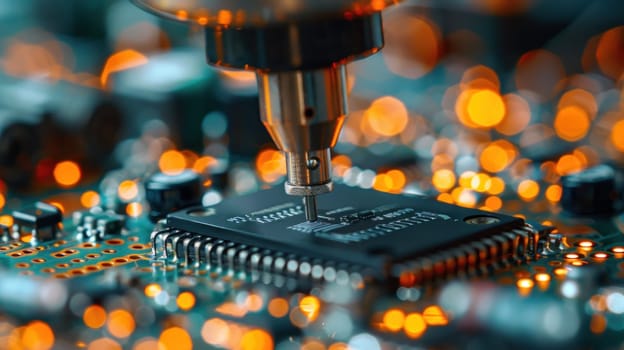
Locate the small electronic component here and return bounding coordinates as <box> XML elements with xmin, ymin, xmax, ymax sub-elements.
<box><xmin>561</xmin><ymin>165</ymin><xmax>619</xmax><ymax>215</ymax></box>
<box><xmin>144</xmin><ymin>170</ymin><xmax>203</xmax><ymax>222</ymax></box>
<box><xmin>12</xmin><ymin>202</ymin><xmax>63</xmax><ymax>242</ymax></box>
<box><xmin>73</xmin><ymin>209</ymin><xmax>125</xmax><ymax>240</ymax></box>
<box><xmin>153</xmin><ymin>185</ymin><xmax>539</xmax><ymax>284</ymax></box>
<box><xmin>0</xmin><ymin>223</ymin><xmax>9</xmax><ymax>242</ymax></box>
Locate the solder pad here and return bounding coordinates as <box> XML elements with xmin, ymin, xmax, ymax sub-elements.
<box><xmin>163</xmin><ymin>185</ymin><xmax>535</xmax><ymax>281</ymax></box>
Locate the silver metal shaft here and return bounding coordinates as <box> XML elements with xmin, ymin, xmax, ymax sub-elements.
<box><xmin>303</xmin><ymin>195</ymin><xmax>318</xmax><ymax>222</ymax></box>
<box><xmin>257</xmin><ymin>66</ymin><xmax>347</xmax><ymax>223</ymax></box>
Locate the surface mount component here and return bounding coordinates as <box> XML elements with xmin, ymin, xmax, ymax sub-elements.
<box><xmin>73</xmin><ymin>210</ymin><xmax>125</xmax><ymax>240</ymax></box>
<box><xmin>12</xmin><ymin>202</ymin><xmax>63</xmax><ymax>242</ymax></box>
<box><xmin>561</xmin><ymin>164</ymin><xmax>619</xmax><ymax>215</ymax></box>
<box><xmin>153</xmin><ymin>185</ymin><xmax>539</xmax><ymax>284</ymax></box>
<box><xmin>145</xmin><ymin>170</ymin><xmax>203</xmax><ymax>222</ymax></box>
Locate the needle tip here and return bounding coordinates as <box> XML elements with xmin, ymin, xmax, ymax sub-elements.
<box><xmin>303</xmin><ymin>196</ymin><xmax>318</xmax><ymax>222</ymax></box>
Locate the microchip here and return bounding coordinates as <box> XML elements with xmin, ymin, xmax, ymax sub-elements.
<box><xmin>155</xmin><ymin>185</ymin><xmax>538</xmax><ymax>284</ymax></box>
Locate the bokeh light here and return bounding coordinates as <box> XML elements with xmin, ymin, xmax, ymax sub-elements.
<box><xmin>106</xmin><ymin>309</ymin><xmax>135</xmax><ymax>339</ymax></box>
<box><xmin>403</xmin><ymin>313</ymin><xmax>427</xmax><ymax>338</ymax></box>
<box><xmin>21</xmin><ymin>321</ymin><xmax>54</xmax><ymax>350</ymax></box>
<box><xmin>364</xmin><ymin>96</ymin><xmax>409</xmax><ymax>137</ymax></box>
<box><xmin>53</xmin><ymin>161</ymin><xmax>81</xmax><ymax>187</ymax></box>
<box><xmin>554</xmin><ymin>106</ymin><xmax>590</xmax><ymax>142</ymax></box>
<box><xmin>382</xmin><ymin>309</ymin><xmax>405</xmax><ymax>332</ymax></box>
<box><xmin>159</xmin><ymin>150</ymin><xmax>186</xmax><ymax>175</ymax></box>
<box><xmin>80</xmin><ymin>191</ymin><xmax>101</xmax><ymax>208</ymax></box>
<box><xmin>255</xmin><ymin>149</ymin><xmax>286</xmax><ymax>183</ymax></box>
<box><xmin>466</xmin><ymin>90</ymin><xmax>505</xmax><ymax>127</ymax></box>
<box><xmin>159</xmin><ymin>327</ymin><xmax>192</xmax><ymax>350</ymax></box>
<box><xmin>241</xmin><ymin>329</ymin><xmax>273</xmax><ymax>350</ymax></box>
<box><xmin>596</xmin><ymin>26</ymin><xmax>624</xmax><ymax>79</ymax></box>
<box><xmin>383</xmin><ymin>12</ymin><xmax>440</xmax><ymax>79</ymax></box>
<box><xmin>83</xmin><ymin>305</ymin><xmax>107</xmax><ymax>329</ymax></box>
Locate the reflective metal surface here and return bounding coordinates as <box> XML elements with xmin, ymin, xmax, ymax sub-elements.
<box><xmin>258</xmin><ymin>66</ymin><xmax>347</xmax><ymax>218</ymax></box>
<box><xmin>131</xmin><ymin>0</ymin><xmax>399</xmax><ymax>26</ymax></box>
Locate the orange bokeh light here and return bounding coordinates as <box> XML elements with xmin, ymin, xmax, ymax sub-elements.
<box><xmin>382</xmin><ymin>309</ymin><xmax>405</xmax><ymax>332</ymax></box>
<box><xmin>545</xmin><ymin>184</ymin><xmax>562</xmax><ymax>203</ymax></box>
<box><xmin>217</xmin><ymin>10</ymin><xmax>233</xmax><ymax>25</ymax></box>
<box><xmin>383</xmin><ymin>13</ymin><xmax>440</xmax><ymax>79</ymax></box>
<box><xmin>432</xmin><ymin>169</ymin><xmax>456</xmax><ymax>192</ymax></box>
<box><xmin>80</xmin><ymin>191</ymin><xmax>101</xmax><ymax>208</ymax></box>
<box><xmin>100</xmin><ymin>49</ymin><xmax>148</xmax><ymax>87</ymax></box>
<box><xmin>484</xmin><ymin>196</ymin><xmax>502</xmax><ymax>211</ymax></box>
<box><xmin>88</xmin><ymin>337</ymin><xmax>121</xmax><ymax>350</ymax></box>
<box><xmin>373</xmin><ymin>169</ymin><xmax>406</xmax><ymax>193</ymax></box>
<box><xmin>365</xmin><ymin>96</ymin><xmax>409</xmax><ymax>137</ymax></box>
<box><xmin>126</xmin><ymin>202</ymin><xmax>143</xmax><ymax>218</ymax></box>
<box><xmin>299</xmin><ymin>296</ymin><xmax>320</xmax><ymax>321</ymax></box>
<box><xmin>404</xmin><ymin>313</ymin><xmax>427</xmax><ymax>338</ymax></box>
<box><xmin>332</xmin><ymin>155</ymin><xmax>352</xmax><ymax>177</ymax></box>
<box><xmin>437</xmin><ymin>192</ymin><xmax>454</xmax><ymax>204</ymax></box>
<box><xmin>466</xmin><ymin>90</ymin><xmax>505</xmax><ymax>127</ymax></box>
<box><xmin>516</xmin><ymin>278</ymin><xmax>535</xmax><ymax>289</ymax></box>
<box><xmin>487</xmin><ymin>177</ymin><xmax>505</xmax><ymax>195</ymax></box>
<box><xmin>611</xmin><ymin>120</ymin><xmax>624</xmax><ymax>152</ymax></box>
<box><xmin>255</xmin><ymin>149</ymin><xmax>286</xmax><ymax>183</ymax></box>
<box><xmin>241</xmin><ymin>329</ymin><xmax>273</xmax><ymax>350</ymax></box>
<box><xmin>554</xmin><ymin>106</ymin><xmax>590</xmax><ymax>142</ymax></box>
<box><xmin>423</xmin><ymin>306</ymin><xmax>449</xmax><ymax>326</ymax></box>
<box><xmin>53</xmin><ymin>161</ymin><xmax>81</xmax><ymax>187</ymax></box>
<box><xmin>268</xmin><ymin>298</ymin><xmax>289</xmax><ymax>318</ymax></box>
<box><xmin>118</xmin><ymin>180</ymin><xmax>139</xmax><ymax>202</ymax></box>
<box><xmin>133</xmin><ymin>338</ymin><xmax>160</xmax><ymax>350</ymax></box>
<box><xmin>556</xmin><ymin>154</ymin><xmax>584</xmax><ymax>176</ymax></box>
<box><xmin>22</xmin><ymin>321</ymin><xmax>55</xmax><ymax>350</ymax></box>
<box><xmin>144</xmin><ymin>283</ymin><xmax>161</xmax><ymax>297</ymax></box>
<box><xmin>517</xmin><ymin>180</ymin><xmax>539</xmax><ymax>201</ymax></box>
<box><xmin>106</xmin><ymin>309</ymin><xmax>135</xmax><ymax>339</ymax></box>
<box><xmin>480</xmin><ymin>141</ymin><xmax>515</xmax><ymax>173</ymax></box>
<box><xmin>176</xmin><ymin>292</ymin><xmax>196</xmax><ymax>311</ymax></box>
<box><xmin>193</xmin><ymin>156</ymin><xmax>217</xmax><ymax>174</ymax></box>
<box><xmin>558</xmin><ymin>89</ymin><xmax>597</xmax><ymax>120</ymax></box>
<box><xmin>470</xmin><ymin>173</ymin><xmax>491</xmax><ymax>193</ymax></box>
<box><xmin>159</xmin><ymin>150</ymin><xmax>186</xmax><ymax>176</ymax></box>
<box><xmin>245</xmin><ymin>293</ymin><xmax>263</xmax><ymax>312</ymax></box>
<box><xmin>159</xmin><ymin>327</ymin><xmax>192</xmax><ymax>350</ymax></box>
<box><xmin>0</xmin><ymin>215</ymin><xmax>14</xmax><ymax>227</ymax></box>
<box><xmin>596</xmin><ymin>26</ymin><xmax>624</xmax><ymax>79</ymax></box>
<box><xmin>201</xmin><ymin>318</ymin><xmax>230</xmax><ymax>346</ymax></box>
<box><xmin>83</xmin><ymin>305</ymin><xmax>107</xmax><ymax>329</ymax></box>
<box><xmin>176</xmin><ymin>10</ymin><xmax>188</xmax><ymax>20</ymax></box>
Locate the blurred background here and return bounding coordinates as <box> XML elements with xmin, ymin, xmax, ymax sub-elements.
<box><xmin>0</xmin><ymin>0</ymin><xmax>623</xmax><ymax>216</ymax></box>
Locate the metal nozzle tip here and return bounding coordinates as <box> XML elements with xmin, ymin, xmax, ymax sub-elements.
<box><xmin>303</xmin><ymin>196</ymin><xmax>318</xmax><ymax>222</ymax></box>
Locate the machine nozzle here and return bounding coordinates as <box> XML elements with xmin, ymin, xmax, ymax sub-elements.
<box><xmin>130</xmin><ymin>2</ymin><xmax>386</xmax><ymax>222</ymax></box>
<box><xmin>258</xmin><ymin>66</ymin><xmax>347</xmax><ymax>221</ymax></box>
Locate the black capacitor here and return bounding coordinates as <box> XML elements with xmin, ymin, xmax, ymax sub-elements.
<box><xmin>145</xmin><ymin>170</ymin><xmax>202</xmax><ymax>222</ymax></box>
<box><xmin>561</xmin><ymin>165</ymin><xmax>618</xmax><ymax>215</ymax></box>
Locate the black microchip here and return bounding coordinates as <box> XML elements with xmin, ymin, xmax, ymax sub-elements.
<box><xmin>162</xmin><ymin>185</ymin><xmax>533</xmax><ymax>282</ymax></box>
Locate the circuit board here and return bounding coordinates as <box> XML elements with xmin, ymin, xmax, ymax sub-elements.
<box><xmin>2</xmin><ymin>1</ymin><xmax>624</xmax><ymax>348</ymax></box>
<box><xmin>1</xmin><ymin>171</ymin><xmax>624</xmax><ymax>350</ymax></box>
